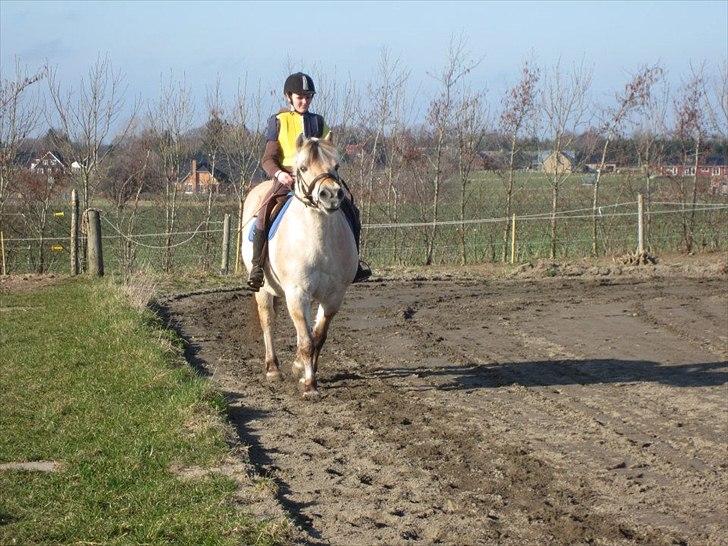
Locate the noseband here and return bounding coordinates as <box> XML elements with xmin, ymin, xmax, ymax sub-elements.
<box><xmin>294</xmin><ymin>168</ymin><xmax>342</xmax><ymax>208</ymax></box>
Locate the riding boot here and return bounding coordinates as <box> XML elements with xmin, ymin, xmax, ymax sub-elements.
<box><xmin>247</xmin><ymin>227</ymin><xmax>266</xmax><ymax>291</ymax></box>
<box><xmin>341</xmin><ymin>198</ymin><xmax>372</xmax><ymax>283</ymax></box>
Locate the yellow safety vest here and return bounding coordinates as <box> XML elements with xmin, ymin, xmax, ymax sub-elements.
<box><xmin>276</xmin><ymin>111</ymin><xmax>330</xmax><ymax>169</ymax></box>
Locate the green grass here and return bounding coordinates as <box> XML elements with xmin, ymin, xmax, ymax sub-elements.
<box><xmin>0</xmin><ymin>279</ymin><xmax>277</xmax><ymax>545</ymax></box>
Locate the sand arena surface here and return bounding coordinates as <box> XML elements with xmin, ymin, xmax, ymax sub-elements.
<box><xmin>164</xmin><ymin>268</ymin><xmax>727</xmax><ymax>545</ymax></box>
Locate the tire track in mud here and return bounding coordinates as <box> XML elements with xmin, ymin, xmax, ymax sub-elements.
<box><xmin>164</xmin><ymin>274</ymin><xmax>727</xmax><ymax>545</ymax></box>
<box><xmin>398</xmin><ymin>277</ymin><xmax>727</xmax><ymax>541</ymax></box>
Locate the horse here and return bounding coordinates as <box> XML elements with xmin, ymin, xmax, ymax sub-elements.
<box><xmin>241</xmin><ymin>137</ymin><xmax>358</xmax><ymax>398</ymax></box>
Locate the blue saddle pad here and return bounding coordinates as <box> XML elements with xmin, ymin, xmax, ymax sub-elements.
<box><xmin>248</xmin><ymin>194</ymin><xmax>294</xmax><ymax>242</ymax></box>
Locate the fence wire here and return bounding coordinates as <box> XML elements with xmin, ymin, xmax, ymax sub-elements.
<box><xmin>1</xmin><ymin>173</ymin><xmax>727</xmax><ymax>274</ymax></box>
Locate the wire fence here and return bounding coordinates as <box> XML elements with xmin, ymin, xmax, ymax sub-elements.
<box><xmin>1</xmin><ymin>173</ymin><xmax>727</xmax><ymax>275</ymax></box>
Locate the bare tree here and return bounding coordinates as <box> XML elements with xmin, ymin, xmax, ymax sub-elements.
<box><xmin>381</xmin><ymin>71</ymin><xmax>414</xmax><ymax>264</ymax></box>
<box><xmin>674</xmin><ymin>67</ymin><xmax>708</xmax><ymax>252</ymax></box>
<box><xmin>102</xmin><ymin>127</ymin><xmax>153</xmax><ymax>273</ymax></box>
<box><xmin>635</xmin><ymin>76</ymin><xmax>670</xmax><ymax>246</ymax></box>
<box><xmin>148</xmin><ymin>73</ymin><xmax>195</xmax><ymax>272</ymax></box>
<box><xmin>46</xmin><ymin>54</ymin><xmax>136</xmax><ymax>212</ymax></box>
<box><xmin>0</xmin><ymin>61</ymin><xmax>44</xmax><ymax>224</ymax></box>
<box><xmin>221</xmin><ymin>76</ymin><xmax>266</xmax><ymax>274</ymax></box>
<box><xmin>591</xmin><ymin>65</ymin><xmax>662</xmax><ymax>255</ymax></box>
<box><xmin>350</xmin><ymin>49</ymin><xmax>409</xmax><ymax>255</ymax></box>
<box><xmin>498</xmin><ymin>60</ymin><xmax>540</xmax><ymax>261</ymax></box>
<box><xmin>199</xmin><ymin>78</ymin><xmax>227</xmax><ymax>272</ymax></box>
<box><xmin>15</xmin><ymin>168</ymin><xmax>69</xmax><ymax>272</ymax></box>
<box><xmin>309</xmin><ymin>63</ymin><xmax>346</xmax><ymax>130</ymax></box>
<box><xmin>454</xmin><ymin>88</ymin><xmax>487</xmax><ymax>264</ymax></box>
<box><xmin>423</xmin><ymin>35</ymin><xmax>480</xmax><ymax>265</ymax></box>
<box><xmin>704</xmin><ymin>59</ymin><xmax>728</xmax><ymax>139</ymax></box>
<box><xmin>542</xmin><ymin>60</ymin><xmax>592</xmax><ymax>259</ymax></box>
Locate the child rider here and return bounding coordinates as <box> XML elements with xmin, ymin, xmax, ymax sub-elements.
<box><xmin>247</xmin><ymin>72</ymin><xmax>371</xmax><ymax>291</ymax></box>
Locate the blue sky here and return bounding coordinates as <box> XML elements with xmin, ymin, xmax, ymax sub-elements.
<box><xmin>1</xmin><ymin>1</ymin><xmax>726</xmax><ymax>128</ymax></box>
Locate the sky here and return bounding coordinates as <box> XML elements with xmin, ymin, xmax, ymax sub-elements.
<box><xmin>1</xmin><ymin>0</ymin><xmax>727</xmax><ymax>130</ymax></box>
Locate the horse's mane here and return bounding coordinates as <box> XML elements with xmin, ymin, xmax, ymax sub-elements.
<box><xmin>297</xmin><ymin>138</ymin><xmax>339</xmax><ymax>169</ymax></box>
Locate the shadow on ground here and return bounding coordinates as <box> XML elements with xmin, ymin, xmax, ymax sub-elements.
<box><xmin>369</xmin><ymin>359</ymin><xmax>728</xmax><ymax>391</ymax></box>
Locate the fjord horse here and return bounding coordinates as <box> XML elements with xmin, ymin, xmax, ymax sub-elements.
<box><xmin>242</xmin><ymin>138</ymin><xmax>358</xmax><ymax>398</ymax></box>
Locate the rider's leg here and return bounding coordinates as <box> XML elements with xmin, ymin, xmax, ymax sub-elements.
<box><xmin>247</xmin><ymin>182</ymin><xmax>286</xmax><ymax>291</ymax></box>
<box><xmin>340</xmin><ymin>197</ymin><xmax>372</xmax><ymax>283</ymax></box>
<box><xmin>247</xmin><ymin>226</ymin><xmax>266</xmax><ymax>291</ymax></box>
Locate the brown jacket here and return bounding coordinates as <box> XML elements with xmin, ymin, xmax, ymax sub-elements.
<box><xmin>261</xmin><ymin>140</ymin><xmax>286</xmax><ymax>179</ymax></box>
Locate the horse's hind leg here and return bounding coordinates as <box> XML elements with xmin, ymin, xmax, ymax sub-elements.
<box><xmin>285</xmin><ymin>292</ymin><xmax>318</xmax><ymax>398</ymax></box>
<box><xmin>255</xmin><ymin>290</ymin><xmax>281</xmax><ymax>381</ymax></box>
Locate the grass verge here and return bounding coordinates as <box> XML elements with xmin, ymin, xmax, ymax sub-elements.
<box><xmin>0</xmin><ymin>278</ymin><xmax>276</xmax><ymax>545</ymax></box>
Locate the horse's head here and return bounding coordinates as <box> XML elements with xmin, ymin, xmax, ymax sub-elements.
<box><xmin>294</xmin><ymin>137</ymin><xmax>345</xmax><ymax>213</ymax></box>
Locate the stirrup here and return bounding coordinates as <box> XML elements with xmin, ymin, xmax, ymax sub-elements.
<box><xmin>353</xmin><ymin>261</ymin><xmax>372</xmax><ymax>283</ymax></box>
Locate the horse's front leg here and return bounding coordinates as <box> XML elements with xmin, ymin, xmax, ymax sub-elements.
<box><xmin>312</xmin><ymin>304</ymin><xmax>335</xmax><ymax>376</ymax></box>
<box><xmin>285</xmin><ymin>292</ymin><xmax>318</xmax><ymax>398</ymax></box>
<box><xmin>255</xmin><ymin>290</ymin><xmax>281</xmax><ymax>381</ymax></box>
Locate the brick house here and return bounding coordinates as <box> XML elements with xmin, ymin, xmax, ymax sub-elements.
<box><xmin>178</xmin><ymin>159</ymin><xmax>229</xmax><ymax>194</ymax></box>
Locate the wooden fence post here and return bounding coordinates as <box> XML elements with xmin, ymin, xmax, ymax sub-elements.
<box><xmin>234</xmin><ymin>198</ymin><xmax>243</xmax><ymax>274</ymax></box>
<box><xmin>71</xmin><ymin>189</ymin><xmax>79</xmax><ymax>275</ymax></box>
<box><xmin>0</xmin><ymin>231</ymin><xmax>6</xmax><ymax>275</ymax></box>
<box><xmin>637</xmin><ymin>193</ymin><xmax>644</xmax><ymax>256</ymax></box>
<box><xmin>86</xmin><ymin>210</ymin><xmax>104</xmax><ymax>277</ymax></box>
<box><xmin>510</xmin><ymin>214</ymin><xmax>517</xmax><ymax>264</ymax></box>
<box><xmin>220</xmin><ymin>213</ymin><xmax>231</xmax><ymax>274</ymax></box>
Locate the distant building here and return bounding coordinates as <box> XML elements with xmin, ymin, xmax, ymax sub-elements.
<box><xmin>585</xmin><ymin>162</ymin><xmax>617</xmax><ymax>173</ymax></box>
<box><xmin>29</xmin><ymin>151</ymin><xmax>66</xmax><ymax>176</ymax></box>
<box><xmin>178</xmin><ymin>159</ymin><xmax>229</xmax><ymax>194</ymax></box>
<box><xmin>541</xmin><ymin>150</ymin><xmax>576</xmax><ymax>175</ymax></box>
<box><xmin>657</xmin><ymin>164</ymin><xmax>727</xmax><ymax>177</ymax></box>
<box><xmin>71</xmin><ymin>160</ymin><xmax>86</xmax><ymax>171</ymax></box>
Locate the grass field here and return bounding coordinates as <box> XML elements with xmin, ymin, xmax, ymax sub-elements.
<box><xmin>2</xmin><ymin>170</ymin><xmax>726</xmax><ymax>273</ymax></box>
<box><xmin>0</xmin><ymin>279</ymin><xmax>279</xmax><ymax>544</ymax></box>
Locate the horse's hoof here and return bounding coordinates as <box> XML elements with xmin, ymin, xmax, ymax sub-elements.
<box><xmin>266</xmin><ymin>371</ymin><xmax>283</xmax><ymax>382</ymax></box>
<box><xmin>302</xmin><ymin>389</ymin><xmax>320</xmax><ymax>400</ymax></box>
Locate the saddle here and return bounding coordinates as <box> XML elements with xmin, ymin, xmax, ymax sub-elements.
<box><xmin>247</xmin><ymin>190</ymin><xmax>356</xmax><ymax>242</ymax></box>
<box><xmin>248</xmin><ymin>192</ymin><xmax>293</xmax><ymax>242</ymax></box>
<box><xmin>267</xmin><ymin>192</ymin><xmax>290</xmax><ymax>223</ymax></box>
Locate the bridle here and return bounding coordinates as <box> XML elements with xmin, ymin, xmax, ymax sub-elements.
<box><xmin>294</xmin><ymin>168</ymin><xmax>343</xmax><ymax>209</ymax></box>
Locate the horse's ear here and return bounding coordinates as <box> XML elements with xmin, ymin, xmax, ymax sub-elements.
<box><xmin>295</xmin><ymin>133</ymin><xmax>306</xmax><ymax>151</ymax></box>
<box><xmin>324</xmin><ymin>131</ymin><xmax>333</xmax><ymax>142</ymax></box>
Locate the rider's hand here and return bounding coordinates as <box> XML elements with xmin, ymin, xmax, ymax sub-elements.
<box><xmin>276</xmin><ymin>171</ymin><xmax>294</xmax><ymax>187</ymax></box>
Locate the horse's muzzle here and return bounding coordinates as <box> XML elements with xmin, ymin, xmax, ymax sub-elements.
<box><xmin>317</xmin><ymin>186</ymin><xmax>344</xmax><ymax>213</ymax></box>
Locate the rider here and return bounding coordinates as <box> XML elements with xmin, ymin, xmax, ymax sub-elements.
<box><xmin>247</xmin><ymin>72</ymin><xmax>371</xmax><ymax>291</ymax></box>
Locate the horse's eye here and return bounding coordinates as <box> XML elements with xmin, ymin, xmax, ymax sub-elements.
<box><xmin>300</xmin><ymin>166</ymin><xmax>308</xmax><ymax>173</ymax></box>
<box><xmin>334</xmin><ymin>164</ymin><xmax>340</xmax><ymax>171</ymax></box>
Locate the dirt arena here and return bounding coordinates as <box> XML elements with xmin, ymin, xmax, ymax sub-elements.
<box><xmin>163</xmin><ymin>261</ymin><xmax>727</xmax><ymax>545</ymax></box>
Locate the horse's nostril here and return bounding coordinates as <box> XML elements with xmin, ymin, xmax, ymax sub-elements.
<box><xmin>336</xmin><ymin>189</ymin><xmax>344</xmax><ymax>200</ymax></box>
<box><xmin>320</xmin><ymin>189</ymin><xmax>330</xmax><ymax>200</ymax></box>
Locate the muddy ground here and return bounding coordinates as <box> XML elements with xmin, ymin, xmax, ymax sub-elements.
<box><xmin>163</xmin><ymin>264</ymin><xmax>727</xmax><ymax>545</ymax></box>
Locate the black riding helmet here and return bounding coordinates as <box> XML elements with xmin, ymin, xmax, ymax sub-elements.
<box><xmin>284</xmin><ymin>72</ymin><xmax>316</xmax><ymax>97</ymax></box>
